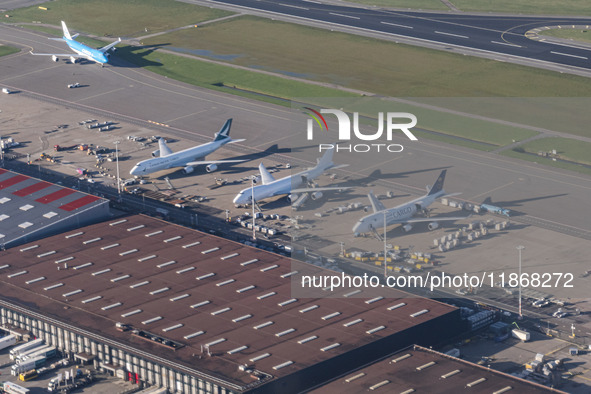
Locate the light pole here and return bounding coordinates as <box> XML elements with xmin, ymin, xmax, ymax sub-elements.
<box><xmin>251</xmin><ymin>176</ymin><xmax>256</xmax><ymax>241</ymax></box>
<box><xmin>383</xmin><ymin>210</ymin><xmax>388</xmax><ymax>278</ymax></box>
<box><xmin>517</xmin><ymin>245</ymin><xmax>525</xmax><ymax>319</ymax></box>
<box><xmin>114</xmin><ymin>141</ymin><xmax>121</xmax><ymax>194</ymax></box>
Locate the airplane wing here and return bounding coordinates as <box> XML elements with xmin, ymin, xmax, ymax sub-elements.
<box><xmin>185</xmin><ymin>159</ymin><xmax>246</xmax><ymax>166</ymax></box>
<box><xmin>330</xmin><ymin>164</ymin><xmax>349</xmax><ymax>170</ymax></box>
<box><xmin>30</xmin><ymin>51</ymin><xmax>86</xmax><ymax>57</ymax></box>
<box><xmin>98</xmin><ymin>38</ymin><xmax>121</xmax><ymax>53</ymax></box>
<box><xmin>291</xmin><ymin>186</ymin><xmax>350</xmax><ymax>194</ymax></box>
<box><xmin>393</xmin><ymin>215</ymin><xmax>471</xmax><ymax>224</ymax></box>
<box><xmin>47</xmin><ymin>34</ymin><xmax>79</xmax><ymax>41</ymax></box>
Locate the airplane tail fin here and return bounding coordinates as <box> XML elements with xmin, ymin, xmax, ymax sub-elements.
<box><xmin>427</xmin><ymin>170</ymin><xmax>446</xmax><ymax>196</ymax></box>
<box><xmin>316</xmin><ymin>146</ymin><xmax>335</xmax><ymax>170</ymax></box>
<box><xmin>61</xmin><ymin>21</ymin><xmax>72</xmax><ymax>40</ymax></box>
<box><xmin>214</xmin><ymin>119</ymin><xmax>232</xmax><ymax>141</ymax></box>
<box><xmin>158</xmin><ymin>138</ymin><xmax>173</xmax><ymax>157</ymax></box>
<box><xmin>258</xmin><ymin>163</ymin><xmax>276</xmax><ymax>185</ymax></box>
<box><xmin>368</xmin><ymin>190</ymin><xmax>386</xmax><ymax>213</ymax></box>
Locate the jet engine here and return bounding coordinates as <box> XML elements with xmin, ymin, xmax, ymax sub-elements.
<box><xmin>206</xmin><ymin>164</ymin><xmax>218</xmax><ymax>173</ymax></box>
<box><xmin>70</xmin><ymin>56</ymin><xmax>77</xmax><ymax>64</ymax></box>
<box><xmin>427</xmin><ymin>222</ymin><xmax>439</xmax><ymax>231</ymax></box>
<box><xmin>287</xmin><ymin>194</ymin><xmax>299</xmax><ymax>203</ymax></box>
<box><xmin>402</xmin><ymin>224</ymin><xmax>413</xmax><ymax>232</ymax></box>
<box><xmin>151</xmin><ymin>150</ymin><xmax>160</xmax><ymax>157</ymax></box>
<box><xmin>310</xmin><ymin>191</ymin><xmax>323</xmax><ymax>200</ymax></box>
<box><xmin>183</xmin><ymin>166</ymin><xmax>194</xmax><ymax>174</ymax></box>
<box><xmin>51</xmin><ymin>55</ymin><xmax>58</xmax><ymax>62</ymax></box>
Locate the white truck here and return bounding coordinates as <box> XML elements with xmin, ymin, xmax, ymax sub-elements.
<box><xmin>0</xmin><ymin>334</ymin><xmax>17</xmax><ymax>351</ymax></box>
<box><xmin>10</xmin><ymin>338</ymin><xmax>44</xmax><ymax>360</ymax></box>
<box><xmin>11</xmin><ymin>355</ymin><xmax>46</xmax><ymax>376</ymax></box>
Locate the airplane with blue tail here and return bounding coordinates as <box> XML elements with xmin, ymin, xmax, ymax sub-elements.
<box><xmin>30</xmin><ymin>21</ymin><xmax>120</xmax><ymax>65</ymax></box>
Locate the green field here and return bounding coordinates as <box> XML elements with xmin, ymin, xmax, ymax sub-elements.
<box><xmin>6</xmin><ymin>0</ymin><xmax>232</xmax><ymax>37</ymax></box>
<box><xmin>511</xmin><ymin>137</ymin><xmax>591</xmax><ymax>165</ymax></box>
<box><xmin>116</xmin><ymin>46</ymin><xmax>358</xmax><ymax>105</ymax></box>
<box><xmin>540</xmin><ymin>28</ymin><xmax>591</xmax><ymax>44</ymax></box>
<box><xmin>501</xmin><ymin>149</ymin><xmax>591</xmax><ymax>176</ymax></box>
<box><xmin>142</xmin><ymin>15</ymin><xmax>591</xmax><ymax>97</ymax></box>
<box><xmin>0</xmin><ymin>45</ymin><xmax>19</xmax><ymax>57</ymax></box>
<box><xmin>306</xmin><ymin>97</ymin><xmax>539</xmax><ymax>147</ymax></box>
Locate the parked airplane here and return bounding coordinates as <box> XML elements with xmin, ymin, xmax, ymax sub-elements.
<box><xmin>233</xmin><ymin>147</ymin><xmax>347</xmax><ymax>206</ymax></box>
<box><xmin>30</xmin><ymin>21</ymin><xmax>120</xmax><ymax>65</ymax></box>
<box><xmin>353</xmin><ymin>170</ymin><xmax>468</xmax><ymax>235</ymax></box>
<box><xmin>130</xmin><ymin>119</ymin><xmax>245</xmax><ymax>176</ymax></box>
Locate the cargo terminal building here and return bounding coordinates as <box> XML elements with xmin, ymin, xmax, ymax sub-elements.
<box><xmin>0</xmin><ymin>215</ymin><xmax>462</xmax><ymax>393</ymax></box>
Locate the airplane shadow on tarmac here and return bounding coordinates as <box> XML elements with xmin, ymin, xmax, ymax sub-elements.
<box><xmin>108</xmin><ymin>43</ymin><xmax>171</xmax><ymax>68</ymax></box>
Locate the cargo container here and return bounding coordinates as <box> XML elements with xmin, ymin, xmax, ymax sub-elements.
<box><xmin>2</xmin><ymin>381</ymin><xmax>30</xmax><ymax>394</ymax></box>
<box><xmin>19</xmin><ymin>346</ymin><xmax>56</xmax><ymax>363</ymax></box>
<box><xmin>0</xmin><ymin>334</ymin><xmax>17</xmax><ymax>351</ymax></box>
<box><xmin>15</xmin><ymin>344</ymin><xmax>51</xmax><ymax>363</ymax></box>
<box><xmin>16</xmin><ymin>344</ymin><xmax>51</xmax><ymax>363</ymax></box>
<box><xmin>10</xmin><ymin>338</ymin><xmax>44</xmax><ymax>360</ymax></box>
<box><xmin>512</xmin><ymin>329</ymin><xmax>531</xmax><ymax>342</ymax></box>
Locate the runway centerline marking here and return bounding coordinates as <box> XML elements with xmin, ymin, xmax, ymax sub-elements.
<box><xmin>77</xmin><ymin>88</ymin><xmax>126</xmax><ymax>102</ymax></box>
<box><xmin>279</xmin><ymin>3</ymin><xmax>309</xmax><ymax>10</ymax></box>
<box><xmin>164</xmin><ymin>110</ymin><xmax>209</xmax><ymax>124</ymax></box>
<box><xmin>434</xmin><ymin>31</ymin><xmax>469</xmax><ymax>39</ymax></box>
<box><xmin>550</xmin><ymin>51</ymin><xmax>588</xmax><ymax>60</ymax></box>
<box><xmin>491</xmin><ymin>41</ymin><xmax>522</xmax><ymax>48</ymax></box>
<box><xmin>329</xmin><ymin>13</ymin><xmax>360</xmax><ymax>20</ymax></box>
<box><xmin>360</xmin><ymin>154</ymin><xmax>406</xmax><ymax>173</ymax></box>
<box><xmin>380</xmin><ymin>21</ymin><xmax>413</xmax><ymax>29</ymax></box>
<box><xmin>469</xmin><ymin>181</ymin><xmax>515</xmax><ymax>201</ymax></box>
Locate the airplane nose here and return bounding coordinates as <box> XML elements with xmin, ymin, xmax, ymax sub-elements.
<box><xmin>130</xmin><ymin>166</ymin><xmax>138</xmax><ymax>175</ymax></box>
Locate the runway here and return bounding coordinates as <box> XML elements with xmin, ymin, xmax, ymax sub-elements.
<box><xmin>2</xmin><ymin>23</ymin><xmax>591</xmax><ymax>240</ymax></box>
<box><xmin>199</xmin><ymin>0</ymin><xmax>591</xmax><ymax>71</ymax></box>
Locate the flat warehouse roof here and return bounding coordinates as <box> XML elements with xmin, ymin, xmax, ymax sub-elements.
<box><xmin>313</xmin><ymin>345</ymin><xmax>565</xmax><ymax>394</ymax></box>
<box><xmin>0</xmin><ymin>214</ymin><xmax>457</xmax><ymax>390</ymax></box>
<box><xmin>0</xmin><ymin>169</ymin><xmax>108</xmax><ymax>246</ymax></box>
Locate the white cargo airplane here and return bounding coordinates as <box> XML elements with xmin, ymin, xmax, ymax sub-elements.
<box><xmin>130</xmin><ymin>119</ymin><xmax>245</xmax><ymax>176</ymax></box>
<box><xmin>233</xmin><ymin>147</ymin><xmax>347</xmax><ymax>206</ymax></box>
<box><xmin>30</xmin><ymin>21</ymin><xmax>120</xmax><ymax>65</ymax></box>
<box><xmin>353</xmin><ymin>170</ymin><xmax>468</xmax><ymax>235</ymax></box>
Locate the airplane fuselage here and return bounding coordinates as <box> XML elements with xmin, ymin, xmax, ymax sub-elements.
<box><xmin>353</xmin><ymin>191</ymin><xmax>443</xmax><ymax>233</ymax></box>
<box><xmin>66</xmin><ymin>38</ymin><xmax>108</xmax><ymax>64</ymax></box>
<box><xmin>233</xmin><ymin>166</ymin><xmax>321</xmax><ymax>205</ymax></box>
<box><xmin>130</xmin><ymin>140</ymin><xmax>225</xmax><ymax>176</ymax></box>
